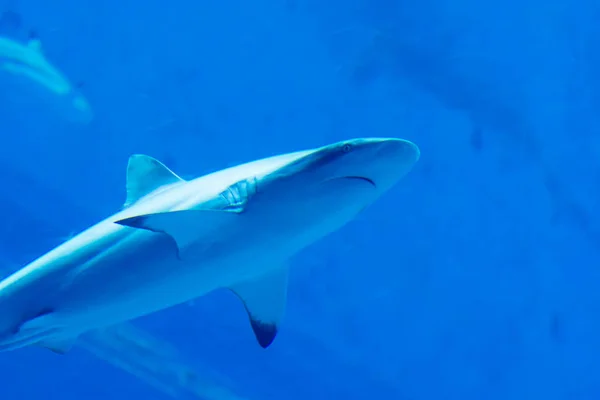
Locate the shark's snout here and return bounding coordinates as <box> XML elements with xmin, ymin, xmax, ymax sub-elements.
<box><xmin>338</xmin><ymin>138</ymin><xmax>420</xmax><ymax>190</ymax></box>
<box><xmin>374</xmin><ymin>138</ymin><xmax>420</xmax><ymax>165</ymax></box>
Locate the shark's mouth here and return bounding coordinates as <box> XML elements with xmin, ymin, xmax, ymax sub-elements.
<box><xmin>341</xmin><ymin>176</ymin><xmax>376</xmax><ymax>187</ymax></box>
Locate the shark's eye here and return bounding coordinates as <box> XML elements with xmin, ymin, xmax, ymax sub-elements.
<box><xmin>341</xmin><ymin>143</ymin><xmax>353</xmax><ymax>153</ymax></box>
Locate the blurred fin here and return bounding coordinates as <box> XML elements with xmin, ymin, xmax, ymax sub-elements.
<box><xmin>26</xmin><ymin>30</ymin><xmax>41</xmax><ymax>52</ymax></box>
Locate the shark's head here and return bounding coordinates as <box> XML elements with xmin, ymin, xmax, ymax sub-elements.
<box><xmin>303</xmin><ymin>137</ymin><xmax>420</xmax><ymax>192</ymax></box>
<box><xmin>243</xmin><ymin>137</ymin><xmax>420</xmax><ymax>250</ymax></box>
<box><xmin>262</xmin><ymin>137</ymin><xmax>419</xmax><ymax>198</ymax></box>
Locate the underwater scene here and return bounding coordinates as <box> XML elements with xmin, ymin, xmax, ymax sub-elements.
<box><xmin>0</xmin><ymin>0</ymin><xmax>597</xmax><ymax>399</ymax></box>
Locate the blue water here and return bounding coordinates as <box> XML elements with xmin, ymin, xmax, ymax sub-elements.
<box><xmin>0</xmin><ymin>0</ymin><xmax>598</xmax><ymax>399</ymax></box>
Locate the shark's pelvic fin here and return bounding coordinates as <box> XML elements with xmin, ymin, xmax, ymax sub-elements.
<box><xmin>39</xmin><ymin>335</ymin><xmax>77</xmax><ymax>355</ymax></box>
<box><xmin>124</xmin><ymin>155</ymin><xmax>184</xmax><ymax>208</ymax></box>
<box><xmin>229</xmin><ymin>267</ymin><xmax>288</xmax><ymax>348</ymax></box>
<box><xmin>115</xmin><ymin>209</ymin><xmax>239</xmax><ymax>256</ymax></box>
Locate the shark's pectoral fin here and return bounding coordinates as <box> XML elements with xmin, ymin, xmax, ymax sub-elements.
<box><xmin>124</xmin><ymin>154</ymin><xmax>185</xmax><ymax>208</ymax></box>
<box><xmin>39</xmin><ymin>336</ymin><xmax>78</xmax><ymax>355</ymax></box>
<box><xmin>115</xmin><ymin>209</ymin><xmax>239</xmax><ymax>256</ymax></box>
<box><xmin>229</xmin><ymin>268</ymin><xmax>288</xmax><ymax>348</ymax></box>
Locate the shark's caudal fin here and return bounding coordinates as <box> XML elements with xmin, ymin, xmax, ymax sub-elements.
<box><xmin>229</xmin><ymin>268</ymin><xmax>288</xmax><ymax>348</ymax></box>
<box><xmin>124</xmin><ymin>155</ymin><xmax>184</xmax><ymax>208</ymax></box>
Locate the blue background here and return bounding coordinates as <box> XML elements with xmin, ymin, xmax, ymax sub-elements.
<box><xmin>0</xmin><ymin>0</ymin><xmax>598</xmax><ymax>399</ymax></box>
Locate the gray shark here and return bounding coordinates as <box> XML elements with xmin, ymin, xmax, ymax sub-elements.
<box><xmin>0</xmin><ymin>137</ymin><xmax>419</xmax><ymax>354</ymax></box>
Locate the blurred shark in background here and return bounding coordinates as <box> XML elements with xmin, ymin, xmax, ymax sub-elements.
<box><xmin>0</xmin><ymin>32</ymin><xmax>93</xmax><ymax>123</ymax></box>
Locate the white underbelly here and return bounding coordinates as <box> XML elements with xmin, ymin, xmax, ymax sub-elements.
<box><xmin>52</xmin><ymin>243</ymin><xmax>280</xmax><ymax>333</ymax></box>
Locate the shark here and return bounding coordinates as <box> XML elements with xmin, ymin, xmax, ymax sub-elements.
<box><xmin>0</xmin><ymin>33</ymin><xmax>93</xmax><ymax>123</ymax></box>
<box><xmin>0</xmin><ymin>137</ymin><xmax>419</xmax><ymax>354</ymax></box>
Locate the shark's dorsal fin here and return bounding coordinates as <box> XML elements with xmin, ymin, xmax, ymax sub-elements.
<box><xmin>229</xmin><ymin>268</ymin><xmax>288</xmax><ymax>348</ymax></box>
<box><xmin>124</xmin><ymin>154</ymin><xmax>184</xmax><ymax>208</ymax></box>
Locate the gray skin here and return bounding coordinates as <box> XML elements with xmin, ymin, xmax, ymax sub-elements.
<box><xmin>0</xmin><ymin>137</ymin><xmax>420</xmax><ymax>352</ymax></box>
